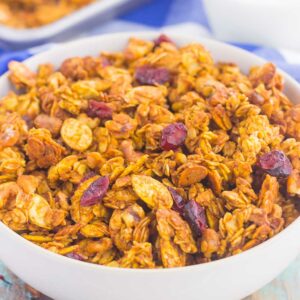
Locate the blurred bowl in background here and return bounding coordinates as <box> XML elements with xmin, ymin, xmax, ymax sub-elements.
<box><xmin>203</xmin><ymin>0</ymin><xmax>300</xmax><ymax>50</ymax></box>
<box><xmin>0</xmin><ymin>0</ymin><xmax>147</xmax><ymax>49</ymax></box>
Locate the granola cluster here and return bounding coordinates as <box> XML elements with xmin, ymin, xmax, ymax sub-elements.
<box><xmin>0</xmin><ymin>35</ymin><xmax>299</xmax><ymax>268</ymax></box>
<box><xmin>0</xmin><ymin>0</ymin><xmax>94</xmax><ymax>28</ymax></box>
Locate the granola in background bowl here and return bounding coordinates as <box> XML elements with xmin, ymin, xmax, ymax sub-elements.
<box><xmin>0</xmin><ymin>35</ymin><xmax>299</xmax><ymax>269</ymax></box>
<box><xmin>0</xmin><ymin>0</ymin><xmax>95</xmax><ymax>28</ymax></box>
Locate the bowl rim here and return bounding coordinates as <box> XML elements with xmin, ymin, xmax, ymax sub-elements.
<box><xmin>1</xmin><ymin>30</ymin><xmax>300</xmax><ymax>273</ymax></box>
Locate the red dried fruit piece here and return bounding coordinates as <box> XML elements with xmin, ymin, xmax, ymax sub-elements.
<box><xmin>258</xmin><ymin>150</ymin><xmax>292</xmax><ymax>178</ymax></box>
<box><xmin>154</xmin><ymin>34</ymin><xmax>174</xmax><ymax>47</ymax></box>
<box><xmin>168</xmin><ymin>187</ymin><xmax>185</xmax><ymax>214</ymax></box>
<box><xmin>0</xmin><ymin>274</ymin><xmax>11</xmax><ymax>285</ymax></box>
<box><xmin>87</xmin><ymin>100</ymin><xmax>113</xmax><ymax>119</ymax></box>
<box><xmin>66</xmin><ymin>252</ymin><xmax>84</xmax><ymax>261</ymax></box>
<box><xmin>100</xmin><ymin>57</ymin><xmax>112</xmax><ymax>67</ymax></box>
<box><xmin>251</xmin><ymin>166</ymin><xmax>265</xmax><ymax>193</ymax></box>
<box><xmin>184</xmin><ymin>200</ymin><xmax>207</xmax><ymax>237</ymax></box>
<box><xmin>135</xmin><ymin>65</ymin><xmax>170</xmax><ymax>86</ymax></box>
<box><xmin>22</xmin><ymin>115</ymin><xmax>34</xmax><ymax>129</ymax></box>
<box><xmin>161</xmin><ymin>122</ymin><xmax>187</xmax><ymax>151</ymax></box>
<box><xmin>80</xmin><ymin>171</ymin><xmax>97</xmax><ymax>184</ymax></box>
<box><xmin>80</xmin><ymin>176</ymin><xmax>109</xmax><ymax>207</ymax></box>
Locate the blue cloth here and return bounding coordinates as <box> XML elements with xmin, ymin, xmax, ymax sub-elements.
<box><xmin>0</xmin><ymin>0</ymin><xmax>300</xmax><ymax>81</ymax></box>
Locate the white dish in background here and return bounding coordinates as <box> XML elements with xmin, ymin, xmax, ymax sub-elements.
<box><xmin>0</xmin><ymin>32</ymin><xmax>300</xmax><ymax>300</ymax></box>
<box><xmin>203</xmin><ymin>0</ymin><xmax>300</xmax><ymax>51</ymax></box>
<box><xmin>0</xmin><ymin>0</ymin><xmax>146</xmax><ymax>49</ymax></box>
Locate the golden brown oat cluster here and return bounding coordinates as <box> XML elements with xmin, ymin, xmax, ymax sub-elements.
<box><xmin>0</xmin><ymin>35</ymin><xmax>300</xmax><ymax>269</ymax></box>
<box><xmin>0</xmin><ymin>0</ymin><xmax>94</xmax><ymax>28</ymax></box>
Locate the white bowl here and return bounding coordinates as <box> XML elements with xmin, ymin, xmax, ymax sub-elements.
<box><xmin>0</xmin><ymin>0</ymin><xmax>146</xmax><ymax>49</ymax></box>
<box><xmin>0</xmin><ymin>32</ymin><xmax>300</xmax><ymax>300</ymax></box>
<box><xmin>203</xmin><ymin>0</ymin><xmax>300</xmax><ymax>51</ymax></box>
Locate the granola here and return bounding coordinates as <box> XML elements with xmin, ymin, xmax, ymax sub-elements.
<box><xmin>0</xmin><ymin>0</ymin><xmax>94</xmax><ymax>28</ymax></box>
<box><xmin>0</xmin><ymin>35</ymin><xmax>299</xmax><ymax>269</ymax></box>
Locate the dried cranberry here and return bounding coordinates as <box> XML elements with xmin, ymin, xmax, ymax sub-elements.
<box><xmin>66</xmin><ymin>252</ymin><xmax>84</xmax><ymax>261</ymax></box>
<box><xmin>258</xmin><ymin>150</ymin><xmax>292</xmax><ymax>178</ymax></box>
<box><xmin>80</xmin><ymin>176</ymin><xmax>109</xmax><ymax>207</ymax></box>
<box><xmin>154</xmin><ymin>34</ymin><xmax>174</xmax><ymax>47</ymax></box>
<box><xmin>251</xmin><ymin>166</ymin><xmax>265</xmax><ymax>193</ymax></box>
<box><xmin>80</xmin><ymin>171</ymin><xmax>97</xmax><ymax>184</ymax></box>
<box><xmin>87</xmin><ymin>100</ymin><xmax>113</xmax><ymax>119</ymax></box>
<box><xmin>184</xmin><ymin>200</ymin><xmax>207</xmax><ymax>237</ymax></box>
<box><xmin>168</xmin><ymin>187</ymin><xmax>185</xmax><ymax>214</ymax></box>
<box><xmin>22</xmin><ymin>115</ymin><xmax>34</xmax><ymax>129</ymax></box>
<box><xmin>161</xmin><ymin>122</ymin><xmax>187</xmax><ymax>151</ymax></box>
<box><xmin>100</xmin><ymin>56</ymin><xmax>112</xmax><ymax>67</ymax></box>
<box><xmin>0</xmin><ymin>274</ymin><xmax>11</xmax><ymax>285</ymax></box>
<box><xmin>135</xmin><ymin>65</ymin><xmax>170</xmax><ymax>86</ymax></box>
